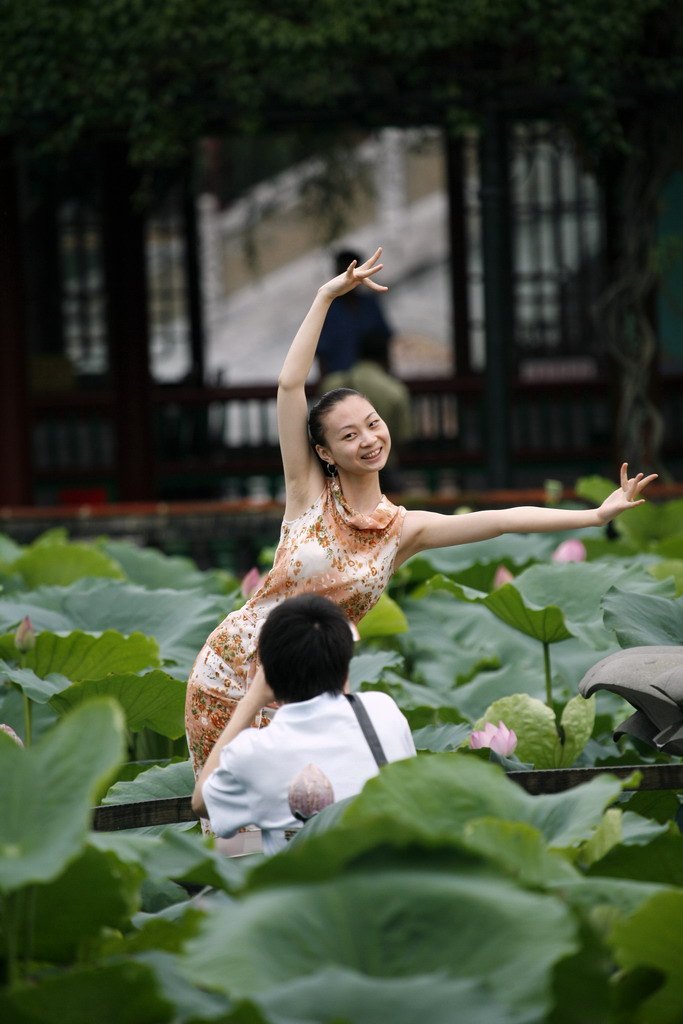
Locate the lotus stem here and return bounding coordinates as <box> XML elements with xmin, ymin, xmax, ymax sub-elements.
<box><xmin>23</xmin><ymin>692</ymin><xmax>32</xmax><ymax>747</ymax></box>
<box><xmin>543</xmin><ymin>642</ymin><xmax>553</xmax><ymax>709</ymax></box>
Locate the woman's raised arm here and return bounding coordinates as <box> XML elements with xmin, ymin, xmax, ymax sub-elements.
<box><xmin>397</xmin><ymin>464</ymin><xmax>657</xmax><ymax>564</ymax></box>
<box><xmin>277</xmin><ymin>249</ymin><xmax>387</xmax><ymax>513</ymax></box>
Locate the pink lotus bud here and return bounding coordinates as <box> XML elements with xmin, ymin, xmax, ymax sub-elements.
<box><xmin>14</xmin><ymin>616</ymin><xmax>36</xmax><ymax>654</ymax></box>
<box><xmin>493</xmin><ymin>565</ymin><xmax>514</xmax><ymax>588</ymax></box>
<box><xmin>0</xmin><ymin>723</ymin><xmax>24</xmax><ymax>747</ymax></box>
<box><xmin>551</xmin><ymin>539</ymin><xmax>587</xmax><ymax>563</ymax></box>
<box><xmin>470</xmin><ymin>720</ymin><xmax>517</xmax><ymax>757</ymax></box>
<box><xmin>288</xmin><ymin>763</ymin><xmax>335</xmax><ymax>822</ymax></box>
<box><xmin>241</xmin><ymin>567</ymin><xmax>266</xmax><ymax>600</ymax></box>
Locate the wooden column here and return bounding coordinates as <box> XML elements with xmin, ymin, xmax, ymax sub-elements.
<box><xmin>445</xmin><ymin>133</ymin><xmax>471</xmax><ymax>376</ymax></box>
<box><xmin>100</xmin><ymin>142</ymin><xmax>156</xmax><ymax>500</ymax></box>
<box><xmin>479</xmin><ymin>108</ymin><xmax>514</xmax><ymax>488</ymax></box>
<box><xmin>0</xmin><ymin>139</ymin><xmax>33</xmax><ymax>505</ymax></box>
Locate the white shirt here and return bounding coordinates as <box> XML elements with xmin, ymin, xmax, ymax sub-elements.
<box><xmin>202</xmin><ymin>690</ymin><xmax>416</xmax><ymax>854</ymax></box>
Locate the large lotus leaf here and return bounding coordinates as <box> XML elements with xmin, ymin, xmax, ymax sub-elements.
<box><xmin>647</xmin><ymin>558</ymin><xmax>683</xmax><ymax>596</ymax></box>
<box><xmin>104</xmin><ymin>759</ymin><xmax>194</xmax><ymax>805</ymax></box>
<box><xmin>461</xmin><ymin>818</ymin><xmax>579</xmax><ymax>887</ymax></box>
<box><xmin>357</xmin><ymin>591</ymin><xmax>408</xmax><ymax>638</ymax></box>
<box><xmin>655</xmin><ymin>531</ymin><xmax>683</xmax><ymax>559</ymax></box>
<box><xmin>611</xmin><ymin>889</ymin><xmax>683</xmax><ymax>1024</ymax></box>
<box><xmin>254</xmin><ymin>966</ymin><xmax>524</xmax><ymax>1024</ymax></box>
<box><xmin>602</xmin><ymin>588</ymin><xmax>683</xmax><ymax>647</ymax></box>
<box><xmin>0</xmin><ymin>960</ymin><xmax>178</xmax><ymax>1024</ymax></box>
<box><xmin>404</xmin><ymin>532</ymin><xmax>564</xmax><ymax>582</ymax></box>
<box><xmin>0</xmin><ymin>661</ymin><xmax>72</xmax><ymax>703</ymax></box>
<box><xmin>343</xmin><ymin>754</ymin><xmax>626</xmax><ymax>851</ymax></box>
<box><xmin>51</xmin><ymin>670</ymin><xmax>187</xmax><ymax>738</ymax></box>
<box><xmin>0</xmin><ymin>578</ymin><xmax>227</xmax><ymax>678</ymax></box>
<box><xmin>348</xmin><ymin>649</ymin><xmax>403</xmax><ymax>690</ymax></box>
<box><xmin>401</xmin><ymin>590</ymin><xmax>540</xmax><ymax>662</ymax></box>
<box><xmin>12</xmin><ymin>540</ymin><xmax>125</xmax><ymax>588</ymax></box>
<box><xmin>412</xmin><ymin>722</ymin><xmax>471</xmax><ymax>751</ymax></box>
<box><xmin>586</xmin><ymin>828</ymin><xmax>683</xmax><ymax>886</ymax></box>
<box><xmin>182</xmin><ymin>867</ymin><xmax>577</xmax><ymax>1018</ymax></box>
<box><xmin>18</xmin><ymin>629</ymin><xmax>159</xmax><ymax>680</ymax></box>
<box><xmin>11</xmin><ymin>844</ymin><xmax>144</xmax><ymax>963</ymax></box>
<box><xmin>102</xmin><ymin>538</ymin><xmax>237</xmax><ymax>596</ymax></box>
<box><xmin>616</xmin><ymin>498</ymin><xmax>683</xmax><ymax>550</ymax></box>
<box><xmin>0</xmin><ymin>699</ymin><xmax>126</xmax><ymax>893</ymax></box>
<box><xmin>250</xmin><ymin>755</ymin><xmax>626</xmax><ymax>896</ymax></box>
<box><xmin>510</xmin><ymin>562</ymin><xmax>674</xmax><ymax>649</ymax></box>
<box><xmin>416</xmin><ymin>575</ymin><xmax>574</xmax><ymax>644</ymax></box>
<box><xmin>0</xmin><ymin>532</ymin><xmax>23</xmax><ymax>563</ymax></box>
<box><xmin>91</xmin><ymin>828</ymin><xmax>253</xmax><ymax>896</ymax></box>
<box><xmin>449</xmin><ymin>662</ymin><xmax>548</xmax><ymax>721</ymax></box>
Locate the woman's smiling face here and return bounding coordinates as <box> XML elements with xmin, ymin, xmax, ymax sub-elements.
<box><xmin>316</xmin><ymin>394</ymin><xmax>391</xmax><ymax>475</ymax></box>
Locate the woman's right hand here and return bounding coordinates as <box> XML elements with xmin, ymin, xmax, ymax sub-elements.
<box><xmin>318</xmin><ymin>247</ymin><xmax>388</xmax><ymax>300</ymax></box>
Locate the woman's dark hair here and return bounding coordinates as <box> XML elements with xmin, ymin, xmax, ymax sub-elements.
<box><xmin>257</xmin><ymin>594</ymin><xmax>355</xmax><ymax>702</ymax></box>
<box><xmin>308</xmin><ymin>388</ymin><xmax>363</xmax><ymax>453</ymax></box>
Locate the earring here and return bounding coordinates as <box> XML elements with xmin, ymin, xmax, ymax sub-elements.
<box><xmin>326</xmin><ymin>462</ymin><xmax>337</xmax><ymax>477</ymax></box>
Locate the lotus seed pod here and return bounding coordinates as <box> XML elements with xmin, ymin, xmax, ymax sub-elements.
<box><xmin>288</xmin><ymin>763</ymin><xmax>335</xmax><ymax>822</ymax></box>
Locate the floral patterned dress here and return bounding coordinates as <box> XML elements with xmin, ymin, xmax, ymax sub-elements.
<box><xmin>185</xmin><ymin>479</ymin><xmax>406</xmax><ymax>776</ymax></box>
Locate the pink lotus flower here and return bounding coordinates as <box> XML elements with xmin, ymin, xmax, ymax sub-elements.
<box><xmin>552</xmin><ymin>539</ymin><xmax>587</xmax><ymax>563</ymax></box>
<box><xmin>0</xmin><ymin>724</ymin><xmax>24</xmax><ymax>747</ymax></box>
<box><xmin>288</xmin><ymin>763</ymin><xmax>335</xmax><ymax>822</ymax></box>
<box><xmin>241</xmin><ymin>567</ymin><xmax>266</xmax><ymax>600</ymax></box>
<box><xmin>470</xmin><ymin>720</ymin><xmax>518</xmax><ymax>757</ymax></box>
<box><xmin>14</xmin><ymin>616</ymin><xmax>35</xmax><ymax>654</ymax></box>
<box><xmin>493</xmin><ymin>565</ymin><xmax>514</xmax><ymax>588</ymax></box>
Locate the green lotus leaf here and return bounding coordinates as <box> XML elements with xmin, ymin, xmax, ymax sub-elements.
<box><xmin>20</xmin><ymin>629</ymin><xmax>159</xmax><ymax>681</ymax></box>
<box><xmin>0</xmin><ymin>661</ymin><xmax>72</xmax><ymax>702</ymax></box>
<box><xmin>12</xmin><ymin>540</ymin><xmax>125</xmax><ymax>588</ymax></box>
<box><xmin>50</xmin><ymin>670</ymin><xmax>187</xmax><ymax>738</ymax></box>
<box><xmin>586</xmin><ymin>829</ymin><xmax>683</xmax><ymax>886</ymax></box>
<box><xmin>616</xmin><ymin>498</ymin><xmax>683</xmax><ymax>551</ymax></box>
<box><xmin>0</xmin><ymin>960</ymin><xmax>176</xmax><ymax>1024</ymax></box>
<box><xmin>511</xmin><ymin>562</ymin><xmax>674</xmax><ymax>648</ymax></box>
<box><xmin>0</xmin><ymin>699</ymin><xmax>126</xmax><ymax>892</ymax></box>
<box><xmin>411</xmin><ymin>722</ymin><xmax>471</xmax><ymax>751</ymax></box>
<box><xmin>103</xmin><ymin>759</ymin><xmax>194</xmax><ymax>805</ymax></box>
<box><xmin>102</xmin><ymin>538</ymin><xmax>237</xmax><ymax>595</ymax></box>
<box><xmin>602</xmin><ymin>588</ymin><xmax>683</xmax><ymax>647</ymax></box>
<box><xmin>462</xmin><ymin>818</ymin><xmax>579</xmax><ymax>886</ymax></box>
<box><xmin>13</xmin><ymin>845</ymin><xmax>144</xmax><ymax>963</ymax></box>
<box><xmin>348</xmin><ymin>649</ymin><xmax>403</xmax><ymax>690</ymax></box>
<box><xmin>250</xmin><ymin>754</ymin><xmax>627</xmax><ymax>893</ymax></box>
<box><xmin>91</xmin><ymin>828</ymin><xmax>252</xmax><ymax>896</ymax></box>
<box><xmin>0</xmin><ymin>578</ymin><xmax>227</xmax><ymax>678</ymax></box>
<box><xmin>254</xmin><ymin>966</ymin><xmax>523</xmax><ymax>1024</ymax></box>
<box><xmin>647</xmin><ymin>558</ymin><xmax>683</xmax><ymax>596</ymax></box>
<box><xmin>451</xmin><ymin>663</ymin><xmax>548</xmax><ymax>722</ymax></box>
<box><xmin>611</xmin><ymin>889</ymin><xmax>683</xmax><ymax>1024</ymax></box>
<box><xmin>0</xmin><ymin>533</ymin><xmax>23</xmax><ymax>563</ymax></box>
<box><xmin>357</xmin><ymin>591</ymin><xmax>408</xmax><ymax>638</ymax></box>
<box><xmin>182</xmin><ymin>867</ymin><xmax>577</xmax><ymax>1018</ymax></box>
<box><xmin>655</xmin><ymin>531</ymin><xmax>683</xmax><ymax>559</ymax></box>
<box><xmin>419</xmin><ymin>574</ymin><xmax>574</xmax><ymax>644</ymax></box>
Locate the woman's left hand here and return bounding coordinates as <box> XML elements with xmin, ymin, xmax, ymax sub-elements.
<box><xmin>596</xmin><ymin>463</ymin><xmax>658</xmax><ymax>523</ymax></box>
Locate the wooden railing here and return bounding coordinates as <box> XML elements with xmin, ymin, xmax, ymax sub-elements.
<box><xmin>30</xmin><ymin>374</ymin><xmax>683</xmax><ymax>503</ymax></box>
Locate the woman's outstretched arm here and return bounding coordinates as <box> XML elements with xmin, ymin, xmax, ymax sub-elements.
<box><xmin>276</xmin><ymin>248</ymin><xmax>387</xmax><ymax>514</ymax></box>
<box><xmin>397</xmin><ymin>464</ymin><xmax>657</xmax><ymax>564</ymax></box>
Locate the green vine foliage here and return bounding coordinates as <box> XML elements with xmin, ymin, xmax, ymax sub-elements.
<box><xmin>1</xmin><ymin>0</ymin><xmax>683</xmax><ymax>167</ymax></box>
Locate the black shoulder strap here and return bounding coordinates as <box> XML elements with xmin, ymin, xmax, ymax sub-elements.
<box><xmin>344</xmin><ymin>693</ymin><xmax>388</xmax><ymax>767</ymax></box>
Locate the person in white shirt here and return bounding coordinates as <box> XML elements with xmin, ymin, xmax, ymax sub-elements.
<box><xmin>191</xmin><ymin>593</ymin><xmax>416</xmax><ymax>854</ymax></box>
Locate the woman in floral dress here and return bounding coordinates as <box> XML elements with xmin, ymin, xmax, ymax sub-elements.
<box><xmin>186</xmin><ymin>247</ymin><xmax>657</xmax><ymax>778</ymax></box>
